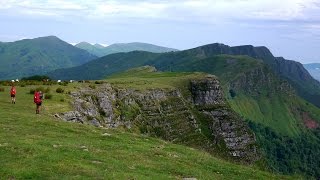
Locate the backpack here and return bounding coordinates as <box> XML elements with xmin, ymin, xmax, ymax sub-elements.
<box><xmin>34</xmin><ymin>91</ymin><xmax>41</xmax><ymax>104</ymax></box>
<box><xmin>10</xmin><ymin>87</ymin><xmax>16</xmax><ymax>95</ymax></box>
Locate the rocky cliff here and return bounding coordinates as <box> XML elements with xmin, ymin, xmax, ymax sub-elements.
<box><xmin>56</xmin><ymin>75</ymin><xmax>258</xmax><ymax>163</ymax></box>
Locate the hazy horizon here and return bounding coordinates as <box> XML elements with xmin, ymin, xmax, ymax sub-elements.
<box><xmin>1</xmin><ymin>0</ymin><xmax>320</xmax><ymax>63</ymax></box>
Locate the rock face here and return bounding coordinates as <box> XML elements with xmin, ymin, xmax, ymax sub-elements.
<box><xmin>191</xmin><ymin>77</ymin><xmax>257</xmax><ymax>160</ymax></box>
<box><xmin>57</xmin><ymin>76</ymin><xmax>258</xmax><ymax>162</ymax></box>
<box><xmin>191</xmin><ymin>76</ymin><xmax>225</xmax><ymax>106</ymax></box>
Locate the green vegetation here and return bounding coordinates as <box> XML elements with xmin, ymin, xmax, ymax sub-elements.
<box><xmin>0</xmin><ymin>36</ymin><xmax>96</xmax><ymax>80</ymax></box>
<box><xmin>108</xmin><ymin>66</ymin><xmax>206</xmax><ymax>91</ymax></box>
<box><xmin>0</xmin><ymin>82</ymin><xmax>289</xmax><ymax>179</ymax></box>
<box><xmin>229</xmin><ymin>94</ymin><xmax>301</xmax><ymax>136</ymax></box>
<box><xmin>56</xmin><ymin>87</ymin><xmax>64</xmax><ymax>93</ymax></box>
<box><xmin>75</xmin><ymin>41</ymin><xmax>178</xmax><ymax>57</ymax></box>
<box><xmin>21</xmin><ymin>75</ymin><xmax>51</xmax><ymax>81</ymax></box>
<box><xmin>249</xmin><ymin>121</ymin><xmax>320</xmax><ymax>178</ymax></box>
<box><xmin>48</xmin><ymin>51</ymin><xmax>160</xmax><ymax>80</ymax></box>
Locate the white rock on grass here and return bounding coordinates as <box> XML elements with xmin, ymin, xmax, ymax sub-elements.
<box><xmin>102</xmin><ymin>133</ymin><xmax>112</xmax><ymax>136</ymax></box>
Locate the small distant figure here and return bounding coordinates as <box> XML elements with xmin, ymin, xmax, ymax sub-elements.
<box><xmin>10</xmin><ymin>85</ymin><xmax>16</xmax><ymax>104</ymax></box>
<box><xmin>34</xmin><ymin>91</ymin><xmax>43</xmax><ymax>114</ymax></box>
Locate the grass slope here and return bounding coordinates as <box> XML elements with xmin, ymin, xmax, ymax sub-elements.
<box><xmin>0</xmin><ymin>82</ymin><xmax>291</xmax><ymax>179</ymax></box>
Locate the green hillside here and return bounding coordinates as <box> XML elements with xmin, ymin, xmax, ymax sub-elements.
<box><xmin>0</xmin><ymin>82</ymin><xmax>289</xmax><ymax>179</ymax></box>
<box><xmin>48</xmin><ymin>49</ymin><xmax>320</xmax><ymax>177</ymax></box>
<box><xmin>48</xmin><ymin>51</ymin><xmax>160</xmax><ymax>80</ymax></box>
<box><xmin>0</xmin><ymin>36</ymin><xmax>97</xmax><ymax>80</ymax></box>
<box><xmin>75</xmin><ymin>42</ymin><xmax>178</xmax><ymax>57</ymax></box>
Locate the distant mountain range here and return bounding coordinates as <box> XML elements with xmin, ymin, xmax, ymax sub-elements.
<box><xmin>75</xmin><ymin>42</ymin><xmax>178</xmax><ymax>57</ymax></box>
<box><xmin>304</xmin><ymin>63</ymin><xmax>320</xmax><ymax>81</ymax></box>
<box><xmin>0</xmin><ymin>36</ymin><xmax>97</xmax><ymax>80</ymax></box>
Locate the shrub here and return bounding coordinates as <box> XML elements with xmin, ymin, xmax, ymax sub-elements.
<box><xmin>89</xmin><ymin>84</ymin><xmax>96</xmax><ymax>89</ymax></box>
<box><xmin>45</xmin><ymin>87</ymin><xmax>51</xmax><ymax>93</ymax></box>
<box><xmin>44</xmin><ymin>93</ymin><xmax>52</xmax><ymax>99</ymax></box>
<box><xmin>95</xmin><ymin>81</ymin><xmax>104</xmax><ymax>84</ymax></box>
<box><xmin>56</xmin><ymin>87</ymin><xmax>64</xmax><ymax>93</ymax></box>
<box><xmin>62</xmin><ymin>81</ymin><xmax>68</xmax><ymax>86</ymax></box>
<box><xmin>36</xmin><ymin>87</ymin><xmax>45</xmax><ymax>92</ymax></box>
<box><xmin>29</xmin><ymin>89</ymin><xmax>35</xmax><ymax>94</ymax></box>
<box><xmin>30</xmin><ymin>87</ymin><xmax>48</xmax><ymax>94</ymax></box>
<box><xmin>21</xmin><ymin>75</ymin><xmax>50</xmax><ymax>81</ymax></box>
<box><xmin>229</xmin><ymin>89</ymin><xmax>236</xmax><ymax>98</ymax></box>
<box><xmin>0</xmin><ymin>87</ymin><xmax>4</xmax><ymax>92</ymax></box>
<box><xmin>43</xmin><ymin>87</ymin><xmax>51</xmax><ymax>93</ymax></box>
<box><xmin>60</xmin><ymin>98</ymin><xmax>65</xmax><ymax>102</ymax></box>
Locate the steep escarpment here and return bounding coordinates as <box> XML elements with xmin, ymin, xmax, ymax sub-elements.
<box><xmin>56</xmin><ymin>75</ymin><xmax>258</xmax><ymax>163</ymax></box>
<box><xmin>190</xmin><ymin>78</ymin><xmax>257</xmax><ymax>160</ymax></box>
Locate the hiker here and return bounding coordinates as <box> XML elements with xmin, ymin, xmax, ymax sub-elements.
<box><xmin>10</xmin><ymin>85</ymin><xmax>16</xmax><ymax>104</ymax></box>
<box><xmin>34</xmin><ymin>91</ymin><xmax>43</xmax><ymax>114</ymax></box>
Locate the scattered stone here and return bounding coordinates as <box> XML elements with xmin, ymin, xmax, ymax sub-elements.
<box><xmin>128</xmin><ymin>166</ymin><xmax>136</xmax><ymax>170</ymax></box>
<box><xmin>90</xmin><ymin>119</ymin><xmax>101</xmax><ymax>127</ymax></box>
<box><xmin>91</xmin><ymin>160</ymin><xmax>102</xmax><ymax>164</ymax></box>
<box><xmin>102</xmin><ymin>133</ymin><xmax>112</xmax><ymax>136</ymax></box>
<box><xmin>54</xmin><ymin>114</ymin><xmax>61</xmax><ymax>119</ymax></box>
<box><xmin>168</xmin><ymin>153</ymin><xmax>179</xmax><ymax>158</ymax></box>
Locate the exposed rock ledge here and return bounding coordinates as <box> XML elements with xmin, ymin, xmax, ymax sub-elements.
<box><xmin>55</xmin><ymin>76</ymin><xmax>258</xmax><ymax>163</ymax></box>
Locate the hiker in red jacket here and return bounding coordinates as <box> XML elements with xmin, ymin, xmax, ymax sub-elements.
<box><xmin>10</xmin><ymin>85</ymin><xmax>16</xmax><ymax>104</ymax></box>
<box><xmin>34</xmin><ymin>91</ymin><xmax>43</xmax><ymax>114</ymax></box>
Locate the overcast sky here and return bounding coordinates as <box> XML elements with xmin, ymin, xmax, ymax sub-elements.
<box><xmin>0</xmin><ymin>0</ymin><xmax>320</xmax><ymax>63</ymax></box>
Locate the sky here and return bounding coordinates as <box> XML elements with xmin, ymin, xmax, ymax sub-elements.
<box><xmin>0</xmin><ymin>0</ymin><xmax>320</xmax><ymax>63</ymax></box>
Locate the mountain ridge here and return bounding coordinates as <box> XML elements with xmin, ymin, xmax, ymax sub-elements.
<box><xmin>75</xmin><ymin>41</ymin><xmax>178</xmax><ymax>57</ymax></box>
<box><xmin>0</xmin><ymin>36</ymin><xmax>97</xmax><ymax>80</ymax></box>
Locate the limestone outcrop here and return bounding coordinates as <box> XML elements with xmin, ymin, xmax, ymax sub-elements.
<box><xmin>56</xmin><ymin>76</ymin><xmax>258</xmax><ymax>162</ymax></box>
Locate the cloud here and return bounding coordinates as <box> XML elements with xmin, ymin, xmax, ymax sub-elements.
<box><xmin>0</xmin><ymin>0</ymin><xmax>318</xmax><ymax>22</ymax></box>
<box><xmin>1</xmin><ymin>0</ymin><xmax>320</xmax><ymax>40</ymax></box>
